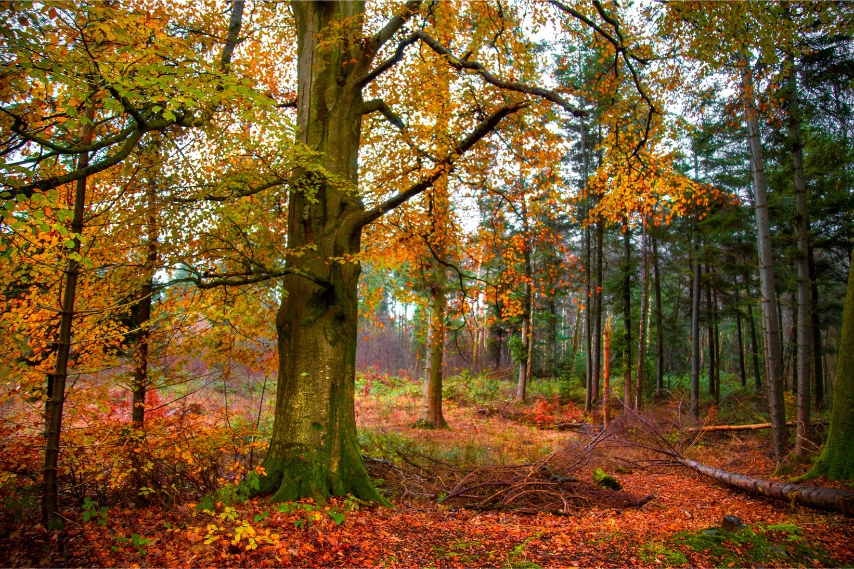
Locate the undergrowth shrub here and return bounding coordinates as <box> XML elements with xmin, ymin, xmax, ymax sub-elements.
<box><xmin>0</xmin><ymin>403</ymin><xmax>267</xmax><ymax>517</ymax></box>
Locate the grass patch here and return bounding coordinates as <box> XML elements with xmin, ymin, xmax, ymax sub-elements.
<box><xmin>638</xmin><ymin>542</ymin><xmax>688</xmax><ymax>566</ymax></box>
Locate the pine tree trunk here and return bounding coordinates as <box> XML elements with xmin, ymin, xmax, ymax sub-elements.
<box><xmin>735</xmin><ymin>278</ymin><xmax>748</xmax><ymax>388</ymax></box>
<box><xmin>623</xmin><ymin>228</ymin><xmax>633</xmax><ymax>407</ymax></box>
<box><xmin>743</xmin><ymin>57</ymin><xmax>787</xmax><ymax>467</ymax></box>
<box><xmin>705</xmin><ymin>265</ymin><xmax>716</xmax><ymax>398</ymax></box>
<box><xmin>653</xmin><ymin>237</ymin><xmax>664</xmax><ymax>395</ymax></box>
<box><xmin>788</xmin><ymin>65</ymin><xmax>811</xmax><ymax>458</ymax></box>
<box><xmin>593</xmin><ymin>222</ymin><xmax>604</xmax><ymax>403</ymax></box>
<box><xmin>635</xmin><ymin>223</ymin><xmax>649</xmax><ymax>409</ymax></box>
<box><xmin>747</xmin><ymin>288</ymin><xmax>762</xmax><ymax>390</ymax></box>
<box><xmin>809</xmin><ymin>246</ymin><xmax>824</xmax><ymax>410</ymax></box>
<box><xmin>691</xmin><ymin>246</ymin><xmax>701</xmax><ymax>422</ymax></box>
<box><xmin>43</xmin><ymin>106</ymin><xmax>95</xmax><ymax>529</ymax></box>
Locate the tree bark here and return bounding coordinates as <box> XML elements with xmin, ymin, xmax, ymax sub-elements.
<box><xmin>419</xmin><ymin>255</ymin><xmax>448</xmax><ymax>428</ymax></box>
<box><xmin>603</xmin><ymin>316</ymin><xmax>612</xmax><ymax>428</ymax></box>
<box><xmin>743</xmin><ymin>57</ymin><xmax>787</xmax><ymax>467</ymax></box>
<box><xmin>258</xmin><ymin>2</ymin><xmax>385</xmax><ymax>504</ymax></box>
<box><xmin>593</xmin><ymin>222</ymin><xmax>604</xmax><ymax>403</ymax></box>
<box><xmin>678</xmin><ymin>458</ymin><xmax>854</xmax><ymax>517</ymax></box>
<box><xmin>43</xmin><ymin>105</ymin><xmax>95</xmax><ymax>529</ymax></box>
<box><xmin>705</xmin><ymin>265</ymin><xmax>716</xmax><ymax>398</ymax></box>
<box><xmin>747</xmin><ymin>287</ymin><xmax>762</xmax><ymax>390</ymax></box>
<box><xmin>653</xmin><ymin>237</ymin><xmax>664</xmax><ymax>395</ymax></box>
<box><xmin>809</xmin><ymin>246</ymin><xmax>824</xmax><ymax>410</ymax></box>
<box><xmin>735</xmin><ymin>278</ymin><xmax>748</xmax><ymax>388</ymax></box>
<box><xmin>634</xmin><ymin>222</ymin><xmax>649</xmax><ymax>409</ymax></box>
<box><xmin>788</xmin><ymin>65</ymin><xmax>811</xmax><ymax>458</ymax></box>
<box><xmin>690</xmin><ymin>246</ymin><xmax>701</xmax><ymax>422</ymax></box>
<box><xmin>517</xmin><ymin>198</ymin><xmax>533</xmax><ymax>402</ymax></box>
<box><xmin>800</xmin><ymin>251</ymin><xmax>854</xmax><ymax>481</ymax></box>
<box><xmin>132</xmin><ymin>170</ymin><xmax>159</xmax><ymax>427</ymax></box>
<box><xmin>623</xmin><ymin>228</ymin><xmax>632</xmax><ymax>407</ymax></box>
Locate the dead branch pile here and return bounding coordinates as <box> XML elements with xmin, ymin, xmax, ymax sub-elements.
<box><xmin>364</xmin><ymin>431</ymin><xmax>654</xmax><ymax>514</ymax></box>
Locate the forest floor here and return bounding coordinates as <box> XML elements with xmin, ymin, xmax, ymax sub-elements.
<box><xmin>2</xmin><ymin>376</ymin><xmax>853</xmax><ymax>568</ymax></box>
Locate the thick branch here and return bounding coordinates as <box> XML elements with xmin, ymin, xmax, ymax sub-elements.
<box><xmin>368</xmin><ymin>0</ymin><xmax>422</xmax><ymax>54</ymax></box>
<box><xmin>9</xmin><ymin>127</ymin><xmax>145</xmax><ymax>199</ymax></box>
<box><xmin>220</xmin><ymin>0</ymin><xmax>246</xmax><ymax>69</ymax></box>
<box><xmin>171</xmin><ymin>178</ymin><xmax>288</xmax><ymax>203</ymax></box>
<box><xmin>356</xmin><ymin>101</ymin><xmax>526</xmax><ymax>229</ymax></box>
<box><xmin>362</xmin><ymin>99</ymin><xmax>405</xmax><ymax>129</ymax></box>
<box><xmin>413</xmin><ymin>31</ymin><xmax>585</xmax><ymax>117</ymax></box>
<box><xmin>357</xmin><ymin>32</ymin><xmax>420</xmax><ymax>88</ymax></box>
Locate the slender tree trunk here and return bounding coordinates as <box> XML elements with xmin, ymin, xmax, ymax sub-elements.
<box><xmin>735</xmin><ymin>279</ymin><xmax>748</xmax><ymax>388</ymax></box>
<box><xmin>603</xmin><ymin>316</ymin><xmax>612</xmax><ymax>428</ymax></box>
<box><xmin>788</xmin><ymin>65</ymin><xmax>811</xmax><ymax>458</ymax></box>
<box><xmin>43</xmin><ymin>105</ymin><xmax>95</xmax><ymax>529</ymax></box>
<box><xmin>635</xmin><ymin>223</ymin><xmax>649</xmax><ymax>409</ymax></box>
<box><xmin>581</xmin><ymin>118</ymin><xmax>593</xmax><ymax>413</ymax></box>
<box><xmin>623</xmin><ymin>228</ymin><xmax>633</xmax><ymax>407</ymax></box>
<box><xmin>691</xmin><ymin>243</ymin><xmax>702</xmax><ymax>422</ymax></box>
<box><xmin>518</xmin><ymin>199</ymin><xmax>533</xmax><ymax>402</ymax></box>
<box><xmin>809</xmin><ymin>246</ymin><xmax>824</xmax><ymax>410</ymax></box>
<box><xmin>132</xmin><ymin>172</ymin><xmax>159</xmax><ymax>427</ymax></box>
<box><xmin>593</xmin><ymin>222</ymin><xmax>604</xmax><ymax>403</ymax></box>
<box><xmin>713</xmin><ymin>284</ymin><xmax>721</xmax><ymax>403</ymax></box>
<box><xmin>546</xmin><ymin>298</ymin><xmax>558</xmax><ymax>377</ymax></box>
<box><xmin>653</xmin><ymin>237</ymin><xmax>664</xmax><ymax>395</ymax></box>
<box><xmin>419</xmin><ymin>255</ymin><xmax>448</xmax><ymax>428</ymax></box>
<box><xmin>743</xmin><ymin>57</ymin><xmax>787</xmax><ymax>467</ymax></box>
<box><xmin>705</xmin><ymin>265</ymin><xmax>716</xmax><ymax>398</ymax></box>
<box><xmin>748</xmin><ymin>295</ymin><xmax>762</xmax><ymax>391</ymax></box>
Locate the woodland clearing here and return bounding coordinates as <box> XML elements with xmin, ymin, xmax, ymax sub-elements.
<box><xmin>2</xmin><ymin>375</ymin><xmax>852</xmax><ymax>568</ymax></box>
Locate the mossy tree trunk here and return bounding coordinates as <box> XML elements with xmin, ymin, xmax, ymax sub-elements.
<box><xmin>258</xmin><ymin>1</ymin><xmax>382</xmax><ymax>503</ymax></box>
<box><xmin>257</xmin><ymin>0</ymin><xmax>534</xmax><ymax>502</ymax></box>
<box><xmin>801</xmin><ymin>253</ymin><xmax>854</xmax><ymax>481</ymax></box>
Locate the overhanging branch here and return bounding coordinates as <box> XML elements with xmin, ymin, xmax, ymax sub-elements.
<box><xmin>356</xmin><ymin>101</ymin><xmax>527</xmax><ymax>230</ymax></box>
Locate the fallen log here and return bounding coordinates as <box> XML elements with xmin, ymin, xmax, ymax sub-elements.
<box><xmin>678</xmin><ymin>457</ymin><xmax>854</xmax><ymax>517</ymax></box>
<box><xmin>686</xmin><ymin>420</ymin><xmax>828</xmax><ymax>433</ymax></box>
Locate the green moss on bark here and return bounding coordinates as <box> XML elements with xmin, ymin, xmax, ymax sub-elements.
<box><xmin>798</xmin><ymin>255</ymin><xmax>854</xmax><ymax>482</ymax></box>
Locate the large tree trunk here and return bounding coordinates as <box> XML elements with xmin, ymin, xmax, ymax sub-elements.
<box><xmin>258</xmin><ymin>2</ymin><xmax>383</xmax><ymax>504</ymax></box>
<box><xmin>742</xmin><ymin>58</ymin><xmax>787</xmax><ymax>467</ymax></box>
<box><xmin>800</xmin><ymin>251</ymin><xmax>854</xmax><ymax>481</ymax></box>
<box><xmin>788</xmin><ymin>65</ymin><xmax>811</xmax><ymax>458</ymax></box>
<box><xmin>43</xmin><ymin>106</ymin><xmax>95</xmax><ymax>529</ymax></box>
